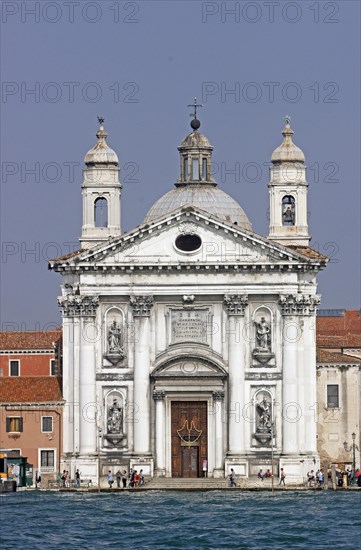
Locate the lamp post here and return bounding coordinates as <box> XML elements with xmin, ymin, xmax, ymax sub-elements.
<box><xmin>95</xmin><ymin>409</ymin><xmax>102</xmax><ymax>492</ymax></box>
<box><xmin>343</xmin><ymin>432</ymin><xmax>359</xmax><ymax>485</ymax></box>
<box><xmin>97</xmin><ymin>427</ymin><xmax>102</xmax><ymax>492</ymax></box>
<box><xmin>270</xmin><ymin>422</ymin><xmax>274</xmax><ymax>493</ymax></box>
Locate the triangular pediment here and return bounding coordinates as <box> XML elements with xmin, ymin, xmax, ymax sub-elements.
<box><xmin>49</xmin><ymin>207</ymin><xmax>327</xmax><ymax>272</ymax></box>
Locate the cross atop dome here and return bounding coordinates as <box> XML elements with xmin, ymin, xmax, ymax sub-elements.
<box><xmin>187</xmin><ymin>97</ymin><xmax>203</xmax><ymax>130</ymax></box>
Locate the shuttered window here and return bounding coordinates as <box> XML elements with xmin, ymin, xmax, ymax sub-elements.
<box><xmin>6</xmin><ymin>417</ymin><xmax>23</xmax><ymax>432</ymax></box>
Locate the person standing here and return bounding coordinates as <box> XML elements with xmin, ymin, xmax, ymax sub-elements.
<box><xmin>279</xmin><ymin>468</ymin><xmax>286</xmax><ymax>486</ymax></box>
<box><xmin>108</xmin><ymin>471</ymin><xmax>114</xmax><ymax>488</ymax></box>
<box><xmin>116</xmin><ymin>470</ymin><xmax>122</xmax><ymax>488</ymax></box>
<box><xmin>129</xmin><ymin>468</ymin><xmax>135</xmax><ymax>488</ymax></box>
<box><xmin>318</xmin><ymin>470</ymin><xmax>324</xmax><ymax>487</ymax></box>
<box><xmin>75</xmin><ymin>469</ymin><xmax>81</xmax><ymax>489</ymax></box>
<box><xmin>35</xmin><ymin>471</ymin><xmax>41</xmax><ymax>488</ymax></box>
<box><xmin>122</xmin><ymin>470</ymin><xmax>127</xmax><ymax>488</ymax></box>
<box><xmin>134</xmin><ymin>470</ymin><xmax>139</xmax><ymax>487</ymax></box>
<box><xmin>229</xmin><ymin>468</ymin><xmax>237</xmax><ymax>487</ymax></box>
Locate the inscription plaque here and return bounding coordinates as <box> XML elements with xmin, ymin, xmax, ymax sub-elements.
<box><xmin>171</xmin><ymin>310</ymin><xmax>208</xmax><ymax>344</ymax></box>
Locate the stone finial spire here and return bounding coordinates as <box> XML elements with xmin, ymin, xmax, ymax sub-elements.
<box><xmin>95</xmin><ymin>116</ymin><xmax>108</xmax><ymax>142</ymax></box>
<box><xmin>84</xmin><ymin>117</ymin><xmax>119</xmax><ymax>167</ymax></box>
<box><xmin>271</xmin><ymin>116</ymin><xmax>305</xmax><ymax>164</ymax></box>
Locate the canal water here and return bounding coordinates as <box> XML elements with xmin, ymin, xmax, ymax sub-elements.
<box><xmin>1</xmin><ymin>490</ymin><xmax>360</xmax><ymax>549</ymax></box>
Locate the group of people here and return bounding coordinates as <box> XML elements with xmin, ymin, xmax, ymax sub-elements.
<box><xmin>334</xmin><ymin>468</ymin><xmax>361</xmax><ymax>487</ymax></box>
<box><xmin>108</xmin><ymin>468</ymin><xmax>145</xmax><ymax>488</ymax></box>
<box><xmin>229</xmin><ymin>467</ymin><xmax>286</xmax><ymax>486</ymax></box>
<box><xmin>58</xmin><ymin>469</ymin><xmax>81</xmax><ymax>488</ymax></box>
<box><xmin>60</xmin><ymin>470</ymin><xmax>71</xmax><ymax>488</ymax></box>
<box><xmin>307</xmin><ymin>469</ymin><xmax>324</xmax><ymax>486</ymax></box>
<box><xmin>257</xmin><ymin>469</ymin><xmax>273</xmax><ymax>480</ymax></box>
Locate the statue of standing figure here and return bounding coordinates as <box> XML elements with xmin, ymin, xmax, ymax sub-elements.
<box><xmin>107</xmin><ymin>399</ymin><xmax>123</xmax><ymax>434</ymax></box>
<box><xmin>108</xmin><ymin>320</ymin><xmax>122</xmax><ymax>354</ymax></box>
<box><xmin>255</xmin><ymin>317</ymin><xmax>271</xmax><ymax>351</ymax></box>
<box><xmin>257</xmin><ymin>397</ymin><xmax>272</xmax><ymax>432</ymax></box>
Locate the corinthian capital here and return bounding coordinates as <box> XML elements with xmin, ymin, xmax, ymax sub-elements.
<box><xmin>153</xmin><ymin>390</ymin><xmax>165</xmax><ymax>401</ymax></box>
<box><xmin>279</xmin><ymin>294</ymin><xmax>321</xmax><ymax>316</ymax></box>
<box><xmin>58</xmin><ymin>295</ymin><xmax>99</xmax><ymax>317</ymax></box>
<box><xmin>130</xmin><ymin>295</ymin><xmax>154</xmax><ymax>317</ymax></box>
<box><xmin>223</xmin><ymin>294</ymin><xmax>248</xmax><ymax>316</ymax></box>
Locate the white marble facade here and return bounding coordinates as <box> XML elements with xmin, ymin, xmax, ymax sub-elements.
<box><xmin>50</xmin><ymin>114</ymin><xmax>328</xmax><ymax>483</ymax></box>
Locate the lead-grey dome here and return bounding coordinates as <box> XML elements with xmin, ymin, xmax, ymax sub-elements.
<box><xmin>143</xmin><ymin>184</ymin><xmax>252</xmax><ymax>230</ymax></box>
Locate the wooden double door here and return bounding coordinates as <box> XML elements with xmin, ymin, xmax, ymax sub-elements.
<box><xmin>171</xmin><ymin>401</ymin><xmax>207</xmax><ymax>478</ymax></box>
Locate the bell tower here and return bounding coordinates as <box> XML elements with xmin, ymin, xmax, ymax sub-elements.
<box><xmin>80</xmin><ymin>118</ymin><xmax>122</xmax><ymax>249</ymax></box>
<box><xmin>268</xmin><ymin>117</ymin><xmax>310</xmax><ymax>246</ymax></box>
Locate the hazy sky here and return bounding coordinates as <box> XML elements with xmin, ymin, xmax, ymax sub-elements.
<box><xmin>1</xmin><ymin>0</ymin><xmax>360</xmax><ymax>329</ymax></box>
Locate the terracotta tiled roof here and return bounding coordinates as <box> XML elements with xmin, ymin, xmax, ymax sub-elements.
<box><xmin>317</xmin><ymin>334</ymin><xmax>361</xmax><ymax>348</ymax></box>
<box><xmin>49</xmin><ymin>249</ymin><xmax>84</xmax><ymax>262</ymax></box>
<box><xmin>0</xmin><ymin>376</ymin><xmax>63</xmax><ymax>403</ymax></box>
<box><xmin>316</xmin><ymin>310</ymin><xmax>361</xmax><ymax>336</ymax></box>
<box><xmin>316</xmin><ymin>349</ymin><xmax>361</xmax><ymax>364</ymax></box>
<box><xmin>286</xmin><ymin>245</ymin><xmax>328</xmax><ymax>260</ymax></box>
<box><xmin>0</xmin><ymin>330</ymin><xmax>61</xmax><ymax>351</ymax></box>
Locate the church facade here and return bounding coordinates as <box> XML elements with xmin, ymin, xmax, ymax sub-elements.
<box><xmin>50</xmin><ymin>111</ymin><xmax>328</xmax><ymax>483</ymax></box>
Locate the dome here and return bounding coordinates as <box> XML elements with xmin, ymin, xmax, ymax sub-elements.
<box><xmin>271</xmin><ymin>122</ymin><xmax>305</xmax><ymax>163</ymax></box>
<box><xmin>84</xmin><ymin>123</ymin><xmax>119</xmax><ymax>166</ymax></box>
<box><xmin>143</xmin><ymin>184</ymin><xmax>252</xmax><ymax>230</ymax></box>
<box><xmin>179</xmin><ymin>131</ymin><xmax>213</xmax><ymax>149</ymax></box>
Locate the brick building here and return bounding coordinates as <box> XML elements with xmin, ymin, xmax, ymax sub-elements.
<box><xmin>0</xmin><ymin>330</ymin><xmax>63</xmax><ymax>484</ymax></box>
<box><xmin>316</xmin><ymin>310</ymin><xmax>361</xmax><ymax>469</ymax></box>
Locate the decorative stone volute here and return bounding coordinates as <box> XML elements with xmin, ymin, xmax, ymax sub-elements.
<box><xmin>223</xmin><ymin>295</ymin><xmax>248</xmax><ymax>316</ymax></box>
<box><xmin>58</xmin><ymin>295</ymin><xmax>99</xmax><ymax>317</ymax></box>
<box><xmin>153</xmin><ymin>390</ymin><xmax>165</xmax><ymax>401</ymax></box>
<box><xmin>278</xmin><ymin>294</ymin><xmax>321</xmax><ymax>316</ymax></box>
<box><xmin>130</xmin><ymin>296</ymin><xmax>154</xmax><ymax>316</ymax></box>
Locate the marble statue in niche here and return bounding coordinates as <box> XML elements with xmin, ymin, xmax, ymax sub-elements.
<box><xmin>255</xmin><ymin>317</ymin><xmax>271</xmax><ymax>352</ymax></box>
<box><xmin>107</xmin><ymin>398</ymin><xmax>123</xmax><ymax>434</ymax></box>
<box><xmin>107</xmin><ymin>320</ymin><xmax>123</xmax><ymax>354</ymax></box>
<box><xmin>256</xmin><ymin>396</ymin><xmax>272</xmax><ymax>432</ymax></box>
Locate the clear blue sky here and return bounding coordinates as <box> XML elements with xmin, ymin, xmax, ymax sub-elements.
<box><xmin>1</xmin><ymin>0</ymin><xmax>360</xmax><ymax>329</ymax></box>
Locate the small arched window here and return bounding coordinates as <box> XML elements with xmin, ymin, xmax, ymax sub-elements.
<box><xmin>282</xmin><ymin>195</ymin><xmax>295</xmax><ymax>226</ymax></box>
<box><xmin>94</xmin><ymin>197</ymin><xmax>108</xmax><ymax>228</ymax></box>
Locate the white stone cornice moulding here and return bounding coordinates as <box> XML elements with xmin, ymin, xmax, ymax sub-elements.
<box><xmin>4</xmin><ymin>402</ymin><xmax>64</xmax><ymax>409</ymax></box>
<box><xmin>54</xmin><ymin>262</ymin><xmax>322</xmax><ymax>274</ymax></box>
<box><xmin>278</xmin><ymin>294</ymin><xmax>321</xmax><ymax>316</ymax></box>
<box><xmin>223</xmin><ymin>294</ymin><xmax>248</xmax><ymax>316</ymax></box>
<box><xmin>58</xmin><ymin>295</ymin><xmax>99</xmax><ymax>317</ymax></box>
<box><xmin>130</xmin><ymin>295</ymin><xmax>154</xmax><ymax>317</ymax></box>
